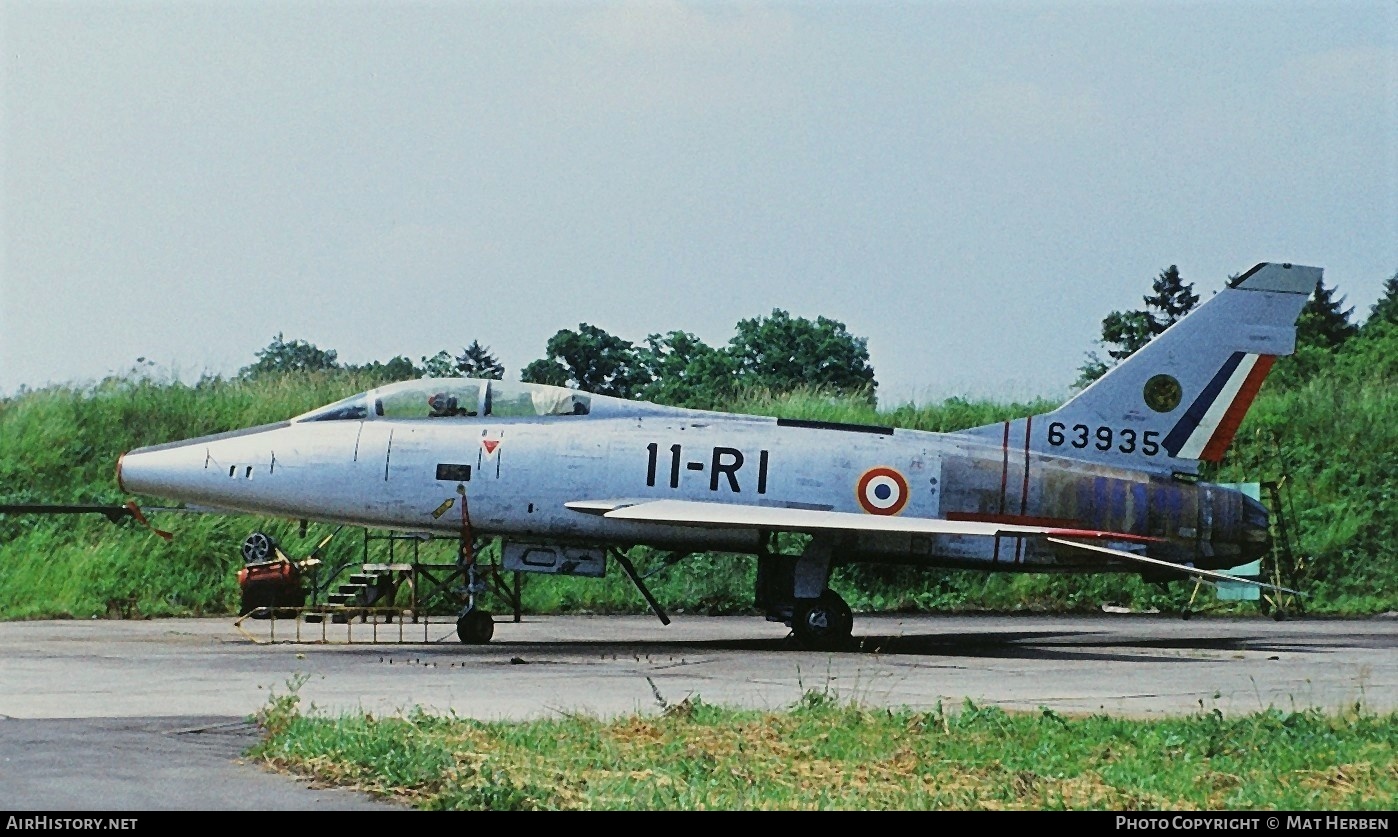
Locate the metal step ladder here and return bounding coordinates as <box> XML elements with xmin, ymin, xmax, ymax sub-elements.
<box><xmin>1258</xmin><ymin>478</ymin><xmax>1305</xmax><ymax>620</ymax></box>
<box><xmin>304</xmin><ymin>563</ymin><xmax>415</xmax><ymax>624</ymax></box>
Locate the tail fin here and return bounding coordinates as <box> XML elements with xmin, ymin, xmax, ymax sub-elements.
<box><xmin>968</xmin><ymin>262</ymin><xmax>1319</xmax><ymax>477</ymax></box>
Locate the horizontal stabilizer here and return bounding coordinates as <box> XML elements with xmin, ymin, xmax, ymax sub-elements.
<box><xmin>1046</xmin><ymin>537</ymin><xmax>1303</xmax><ymax>597</ymax></box>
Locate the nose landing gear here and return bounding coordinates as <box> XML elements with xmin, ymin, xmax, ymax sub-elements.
<box><xmin>456</xmin><ymin>608</ymin><xmax>495</xmax><ymax>644</ymax></box>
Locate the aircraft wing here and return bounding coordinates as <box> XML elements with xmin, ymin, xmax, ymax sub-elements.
<box><xmin>565</xmin><ymin>498</ymin><xmax>1160</xmax><ymax>544</ymax></box>
<box><xmin>567</xmin><ymin>498</ymin><xmax>1299</xmax><ymax>597</ymax></box>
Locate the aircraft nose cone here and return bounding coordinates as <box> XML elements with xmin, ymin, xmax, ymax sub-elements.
<box><xmin>115</xmin><ymin>440</ymin><xmax>210</xmax><ymax>501</ymax></box>
<box><xmin>115</xmin><ymin>420</ymin><xmax>291</xmax><ymax>505</ymax></box>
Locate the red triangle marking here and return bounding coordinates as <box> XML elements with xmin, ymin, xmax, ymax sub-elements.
<box><xmin>482</xmin><ymin>439</ymin><xmax>500</xmax><ymax>454</ymax></box>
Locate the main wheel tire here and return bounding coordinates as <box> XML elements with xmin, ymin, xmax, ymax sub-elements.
<box><xmin>456</xmin><ymin>610</ymin><xmax>495</xmax><ymax>644</ymax></box>
<box><xmin>792</xmin><ymin>591</ymin><xmax>853</xmax><ymax>651</ymax></box>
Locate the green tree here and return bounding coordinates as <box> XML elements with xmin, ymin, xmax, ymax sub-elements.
<box><xmin>1296</xmin><ymin>278</ymin><xmax>1358</xmax><ymax>350</ymax></box>
<box><xmin>350</xmin><ymin>355</ymin><xmax>419</xmax><ymax>385</ymax></box>
<box><xmin>419</xmin><ymin>341</ymin><xmax>504</xmax><ymax>379</ymax></box>
<box><xmin>518</xmin><ymin>358</ymin><xmax>569</xmax><ymax>387</ymax></box>
<box><xmin>633</xmin><ymin>331</ymin><xmax>737</xmax><ymax>409</ymax></box>
<box><xmin>1143</xmin><ymin>265</ymin><xmax>1199</xmax><ymax>335</ymax></box>
<box><xmin>726</xmin><ymin>310</ymin><xmax>876</xmax><ymax>402</ymax></box>
<box><xmin>1077</xmin><ymin>266</ymin><xmax>1198</xmax><ymax>387</ymax></box>
<box><xmin>419</xmin><ymin>350</ymin><xmax>456</xmax><ymax>378</ymax></box>
<box><xmin>1364</xmin><ymin>270</ymin><xmax>1398</xmax><ymax>330</ymax></box>
<box><xmin>521</xmin><ymin>324</ymin><xmax>644</xmax><ymax>398</ymax></box>
<box><xmin>455</xmin><ymin>341</ymin><xmax>505</xmax><ymax>379</ymax></box>
<box><xmin>239</xmin><ymin>333</ymin><xmax>339</xmax><ymax>379</ymax></box>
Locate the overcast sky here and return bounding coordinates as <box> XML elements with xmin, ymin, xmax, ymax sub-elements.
<box><xmin>3</xmin><ymin>1</ymin><xmax>1394</xmax><ymax>408</ymax></box>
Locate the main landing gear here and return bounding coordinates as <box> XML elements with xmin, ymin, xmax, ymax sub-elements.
<box><xmin>758</xmin><ymin>536</ymin><xmax>856</xmax><ymax>651</ymax></box>
<box><xmin>792</xmin><ymin>590</ymin><xmax>855</xmax><ymax>651</ymax></box>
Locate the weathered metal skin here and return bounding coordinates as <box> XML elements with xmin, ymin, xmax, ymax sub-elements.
<box><xmin>879</xmin><ymin>437</ymin><xmax>1270</xmax><ymax>573</ymax></box>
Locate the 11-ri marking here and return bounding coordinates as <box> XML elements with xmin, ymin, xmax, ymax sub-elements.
<box><xmin>646</xmin><ymin>443</ymin><xmax>769</xmax><ymax>494</ymax></box>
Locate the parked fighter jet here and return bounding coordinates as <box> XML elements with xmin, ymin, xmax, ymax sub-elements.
<box><xmin>117</xmin><ymin>262</ymin><xmax>1318</xmax><ymax>648</ymax></box>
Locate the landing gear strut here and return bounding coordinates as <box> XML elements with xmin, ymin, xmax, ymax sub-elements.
<box><xmin>452</xmin><ymin>485</ymin><xmax>495</xmax><ymax>645</ymax></box>
<box><xmin>453</xmin><ymin>545</ymin><xmax>495</xmax><ymax>644</ymax></box>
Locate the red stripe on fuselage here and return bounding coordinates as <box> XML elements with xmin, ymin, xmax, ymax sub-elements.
<box><xmin>1017</xmin><ymin>416</ymin><xmax>1033</xmax><ymax>563</ymax></box>
<box><xmin>994</xmin><ymin>421</ymin><xmax>1010</xmax><ymax>563</ymax></box>
<box><xmin>1019</xmin><ymin>416</ymin><xmax>1032</xmax><ymax>515</ymax></box>
<box><xmin>948</xmin><ymin>512</ymin><xmax>1083</xmax><ymax>527</ymax></box>
<box><xmin>998</xmin><ymin>421</ymin><xmax>1010</xmax><ymax>515</ymax></box>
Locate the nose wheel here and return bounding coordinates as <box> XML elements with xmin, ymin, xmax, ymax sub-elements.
<box><xmin>792</xmin><ymin>591</ymin><xmax>854</xmax><ymax>651</ymax></box>
<box><xmin>456</xmin><ymin>609</ymin><xmax>495</xmax><ymax>644</ymax></box>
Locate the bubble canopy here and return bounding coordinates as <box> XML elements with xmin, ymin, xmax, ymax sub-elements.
<box><xmin>293</xmin><ymin>378</ymin><xmax>592</xmax><ymax>423</ymax></box>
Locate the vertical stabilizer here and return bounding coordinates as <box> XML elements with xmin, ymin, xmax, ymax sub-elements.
<box><xmin>967</xmin><ymin>262</ymin><xmax>1319</xmax><ymax>476</ymax></box>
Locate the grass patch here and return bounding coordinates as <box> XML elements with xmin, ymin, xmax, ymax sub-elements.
<box><xmin>248</xmin><ymin>679</ymin><xmax>1398</xmax><ymax>811</ymax></box>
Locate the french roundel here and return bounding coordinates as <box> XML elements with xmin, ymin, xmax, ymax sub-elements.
<box><xmin>856</xmin><ymin>467</ymin><xmax>910</xmax><ymax>516</ymax></box>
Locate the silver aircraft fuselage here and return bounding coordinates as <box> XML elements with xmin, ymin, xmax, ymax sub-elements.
<box><xmin>117</xmin><ymin>388</ymin><xmax>1268</xmax><ymax>576</ymax></box>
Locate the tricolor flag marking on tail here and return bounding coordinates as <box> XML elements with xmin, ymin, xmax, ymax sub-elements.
<box><xmin>1164</xmin><ymin>352</ymin><xmax>1277</xmax><ymax>461</ymax></box>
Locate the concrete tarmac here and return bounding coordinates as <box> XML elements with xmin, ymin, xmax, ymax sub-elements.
<box><xmin>1</xmin><ymin>611</ymin><xmax>1394</xmax><ymax>811</ymax></box>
